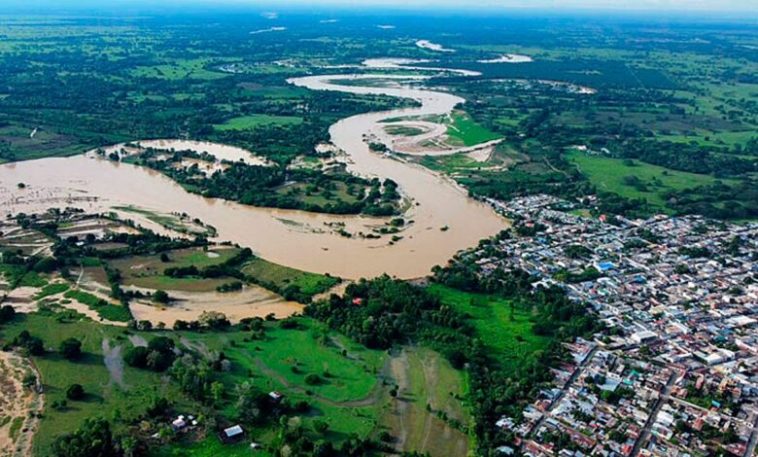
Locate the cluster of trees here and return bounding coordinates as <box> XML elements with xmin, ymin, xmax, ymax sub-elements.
<box><xmin>4</xmin><ymin>330</ymin><xmax>45</xmax><ymax>356</ymax></box>
<box><xmin>270</xmin><ymin>417</ymin><xmax>388</xmax><ymax>457</ymax></box>
<box><xmin>665</xmin><ymin>180</ymin><xmax>758</xmax><ymax>220</ymax></box>
<box><xmin>137</xmin><ymin>151</ymin><xmax>402</xmax><ymax>216</ymax></box>
<box><xmin>163</xmin><ymin>247</ymin><xmax>252</xmax><ymax>281</ymax></box>
<box><xmin>0</xmin><ymin>247</ymin><xmax>60</xmax><ymax>289</ymax></box>
<box><xmin>123</xmin><ymin>336</ymin><xmax>176</xmax><ymax>372</ymax></box>
<box><xmin>614</xmin><ymin>139</ymin><xmax>757</xmax><ymax>178</ymax></box>
<box><xmin>306</xmin><ymin>275</ymin><xmax>468</xmax><ymax>354</ymax></box>
<box><xmin>50</xmin><ymin>418</ymin><xmax>123</xmax><ymax>457</ymax></box>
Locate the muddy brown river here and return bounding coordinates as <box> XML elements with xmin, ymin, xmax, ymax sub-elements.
<box><xmin>0</xmin><ymin>73</ymin><xmax>507</xmax><ymax>279</ymax></box>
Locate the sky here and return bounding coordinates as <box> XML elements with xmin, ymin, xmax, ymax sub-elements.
<box><xmin>269</xmin><ymin>0</ymin><xmax>756</xmax><ymax>12</ymax></box>
<box><xmin>3</xmin><ymin>0</ymin><xmax>758</xmax><ymax>15</ymax></box>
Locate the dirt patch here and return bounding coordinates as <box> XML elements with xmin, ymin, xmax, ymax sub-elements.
<box><xmin>129</xmin><ymin>285</ymin><xmax>301</xmax><ymax>327</ymax></box>
<box><xmin>2</xmin><ymin>288</ymin><xmax>39</xmax><ymax>314</ymax></box>
<box><xmin>0</xmin><ymin>351</ymin><xmax>43</xmax><ymax>457</ymax></box>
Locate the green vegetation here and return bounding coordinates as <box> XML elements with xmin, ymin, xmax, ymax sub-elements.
<box><xmin>34</xmin><ymin>283</ymin><xmax>70</xmax><ymax>299</ymax></box>
<box><xmin>446</xmin><ymin>111</ymin><xmax>501</xmax><ymax>146</ymax></box>
<box><xmin>385</xmin><ymin>124</ymin><xmax>425</xmax><ymax>136</ymax></box>
<box><xmin>568</xmin><ymin>150</ymin><xmax>722</xmax><ymax>202</ymax></box>
<box><xmin>131</xmin><ymin>58</ymin><xmax>229</xmax><ymax>81</ymax></box>
<box><xmin>109</xmin><ymin>246</ymin><xmax>241</xmax><ymax>292</ymax></box>
<box><xmin>214</xmin><ymin>114</ymin><xmax>303</xmax><ymax>131</ymax></box>
<box><xmin>242</xmin><ymin>257</ymin><xmax>339</xmax><ymax>301</ymax></box>
<box><xmin>427</xmin><ymin>284</ymin><xmax>550</xmax><ymax>371</ymax></box>
<box><xmin>112</xmin><ymin>206</ymin><xmax>215</xmax><ymax>237</ymax></box>
<box><xmin>133</xmin><ymin>148</ymin><xmax>404</xmax><ymax>216</ymax></box>
<box><xmin>1</xmin><ymin>313</ymin><xmax>188</xmax><ymax>455</ymax></box>
<box><xmin>63</xmin><ymin>290</ymin><xmax>132</xmax><ymax>322</ymax></box>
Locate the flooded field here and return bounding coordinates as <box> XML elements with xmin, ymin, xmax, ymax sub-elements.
<box><xmin>129</xmin><ymin>287</ymin><xmax>302</xmax><ymax>326</ymax></box>
<box><xmin>0</xmin><ymin>71</ymin><xmax>507</xmax><ymax>279</ymax></box>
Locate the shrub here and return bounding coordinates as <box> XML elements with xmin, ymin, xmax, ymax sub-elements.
<box><xmin>59</xmin><ymin>338</ymin><xmax>82</xmax><ymax>361</ymax></box>
<box><xmin>153</xmin><ymin>290</ymin><xmax>170</xmax><ymax>304</ymax></box>
<box><xmin>66</xmin><ymin>383</ymin><xmax>85</xmax><ymax>400</ymax></box>
<box><xmin>304</xmin><ymin>373</ymin><xmax>322</xmax><ymax>386</ymax></box>
<box><xmin>0</xmin><ymin>305</ymin><xmax>15</xmax><ymax>323</ymax></box>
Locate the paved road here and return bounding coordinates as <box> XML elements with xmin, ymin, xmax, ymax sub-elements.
<box><xmin>630</xmin><ymin>370</ymin><xmax>677</xmax><ymax>457</ymax></box>
<box><xmin>528</xmin><ymin>345</ymin><xmax>599</xmax><ymax>437</ymax></box>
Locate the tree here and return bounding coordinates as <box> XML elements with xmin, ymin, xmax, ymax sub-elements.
<box><xmin>153</xmin><ymin>290</ymin><xmax>170</xmax><ymax>304</ymax></box>
<box><xmin>59</xmin><ymin>338</ymin><xmax>82</xmax><ymax>361</ymax></box>
<box><xmin>125</xmin><ymin>337</ymin><xmax>176</xmax><ymax>372</ymax></box>
<box><xmin>50</xmin><ymin>418</ymin><xmax>117</xmax><ymax>457</ymax></box>
<box><xmin>0</xmin><ymin>305</ymin><xmax>15</xmax><ymax>323</ymax></box>
<box><xmin>210</xmin><ymin>381</ymin><xmax>224</xmax><ymax>405</ymax></box>
<box><xmin>312</xmin><ymin>420</ymin><xmax>329</xmax><ymax>434</ymax></box>
<box><xmin>235</xmin><ymin>381</ymin><xmax>270</xmax><ymax>425</ymax></box>
<box><xmin>66</xmin><ymin>383</ymin><xmax>85</xmax><ymax>400</ymax></box>
<box><xmin>198</xmin><ymin>311</ymin><xmax>230</xmax><ymax>329</ymax></box>
<box><xmin>12</xmin><ymin>330</ymin><xmax>45</xmax><ymax>356</ymax></box>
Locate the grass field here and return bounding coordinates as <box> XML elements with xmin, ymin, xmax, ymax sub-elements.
<box><xmin>446</xmin><ymin>111</ymin><xmax>501</xmax><ymax>147</ymax></box>
<box><xmin>273</xmin><ymin>181</ymin><xmax>364</xmax><ymax>210</ymax></box>
<box><xmin>241</xmin><ymin>257</ymin><xmax>340</xmax><ymax>298</ymax></box>
<box><xmin>427</xmin><ymin>284</ymin><xmax>550</xmax><ymax>371</ymax></box>
<box><xmin>151</xmin><ymin>439</ymin><xmax>267</xmax><ymax>457</ymax></box>
<box><xmin>385</xmin><ymin>125</ymin><xmax>426</xmax><ymax>136</ymax></box>
<box><xmin>108</xmin><ymin>247</ymin><xmax>240</xmax><ymax>292</ymax></box>
<box><xmin>419</xmin><ymin>151</ymin><xmax>484</xmax><ymax>173</ymax></box>
<box><xmin>2</xmin><ymin>312</ymin><xmax>389</xmax><ymax>454</ymax></box>
<box><xmin>566</xmin><ymin>149</ymin><xmax>728</xmax><ymax>210</ymax></box>
<box><xmin>214</xmin><ymin>114</ymin><xmax>303</xmax><ymax>131</ymax></box>
<box><xmin>178</xmin><ymin>318</ymin><xmax>387</xmax><ymax>439</ymax></box>
<box><xmin>1</xmin><ymin>313</ymin><xmax>189</xmax><ymax>456</ymax></box>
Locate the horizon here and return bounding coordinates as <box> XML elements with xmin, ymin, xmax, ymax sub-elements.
<box><xmin>2</xmin><ymin>0</ymin><xmax>758</xmax><ymax>19</ymax></box>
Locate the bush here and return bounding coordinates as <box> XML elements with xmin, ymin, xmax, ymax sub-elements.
<box><xmin>66</xmin><ymin>383</ymin><xmax>85</xmax><ymax>400</ymax></box>
<box><xmin>59</xmin><ymin>338</ymin><xmax>82</xmax><ymax>361</ymax></box>
<box><xmin>12</xmin><ymin>330</ymin><xmax>45</xmax><ymax>356</ymax></box>
<box><xmin>32</xmin><ymin>256</ymin><xmax>58</xmax><ymax>273</ymax></box>
<box><xmin>304</xmin><ymin>373</ymin><xmax>322</xmax><ymax>386</ymax></box>
<box><xmin>312</xmin><ymin>420</ymin><xmax>329</xmax><ymax>434</ymax></box>
<box><xmin>0</xmin><ymin>305</ymin><xmax>15</xmax><ymax>323</ymax></box>
<box><xmin>153</xmin><ymin>290</ymin><xmax>170</xmax><ymax>304</ymax></box>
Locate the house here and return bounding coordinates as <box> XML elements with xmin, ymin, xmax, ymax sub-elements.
<box><xmin>221</xmin><ymin>425</ymin><xmax>244</xmax><ymax>444</ymax></box>
<box><xmin>495</xmin><ymin>445</ymin><xmax>515</xmax><ymax>455</ymax></box>
<box><xmin>631</xmin><ymin>330</ymin><xmax>657</xmax><ymax>344</ymax></box>
<box><xmin>269</xmin><ymin>391</ymin><xmax>284</xmax><ymax>402</ymax></box>
<box><xmin>171</xmin><ymin>416</ymin><xmax>187</xmax><ymax>431</ymax></box>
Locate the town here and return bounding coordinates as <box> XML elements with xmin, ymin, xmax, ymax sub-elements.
<box><xmin>476</xmin><ymin>195</ymin><xmax>758</xmax><ymax>457</ymax></box>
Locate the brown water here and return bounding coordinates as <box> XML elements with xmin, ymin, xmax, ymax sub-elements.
<box><xmin>0</xmin><ymin>74</ymin><xmax>507</xmax><ymax>279</ymax></box>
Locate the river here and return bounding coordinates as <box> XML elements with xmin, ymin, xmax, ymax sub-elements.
<box><xmin>0</xmin><ymin>72</ymin><xmax>507</xmax><ymax>279</ymax></box>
